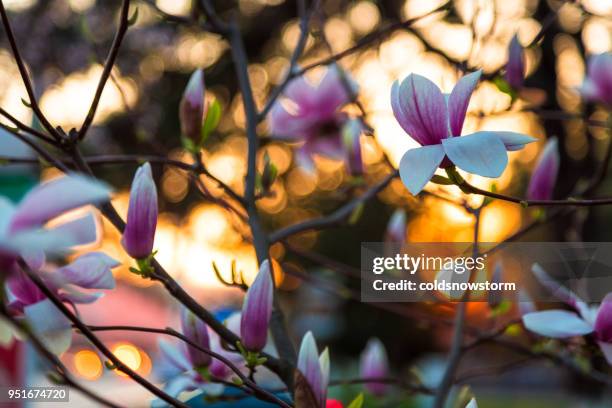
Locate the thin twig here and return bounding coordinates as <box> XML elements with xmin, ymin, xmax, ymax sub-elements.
<box><xmin>77</xmin><ymin>0</ymin><xmax>131</xmax><ymax>141</ymax></box>
<box><xmin>18</xmin><ymin>260</ymin><xmax>189</xmax><ymax>407</ymax></box>
<box><xmin>0</xmin><ymin>0</ymin><xmax>63</xmax><ymax>141</ymax></box>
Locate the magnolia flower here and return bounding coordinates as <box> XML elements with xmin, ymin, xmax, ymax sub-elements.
<box><xmin>385</xmin><ymin>209</ymin><xmax>406</xmax><ymax>247</ymax></box>
<box><xmin>122</xmin><ymin>163</ymin><xmax>158</xmax><ymax>259</ymax></box>
<box><xmin>154</xmin><ymin>311</ymin><xmax>281</xmax><ymax>404</ymax></box>
<box><xmin>268</xmin><ymin>66</ymin><xmax>355</xmax><ymax>172</ymax></box>
<box><xmin>580</xmin><ymin>52</ymin><xmax>612</xmax><ymax>106</ymax></box>
<box><xmin>359</xmin><ymin>338</ymin><xmax>389</xmax><ymax>396</ymax></box>
<box><xmin>527</xmin><ymin>138</ymin><xmax>559</xmax><ymax>200</ymax></box>
<box><xmin>392</xmin><ymin>71</ymin><xmax>535</xmax><ymax>194</ymax></box>
<box><xmin>240</xmin><ymin>260</ymin><xmax>274</xmax><ymax>352</ymax></box>
<box><xmin>180</xmin><ymin>69</ymin><xmax>206</xmax><ymax>142</ymax></box>
<box><xmin>297</xmin><ymin>331</ymin><xmax>329</xmax><ymax>407</ymax></box>
<box><xmin>505</xmin><ymin>34</ymin><xmax>525</xmax><ymax>89</ymax></box>
<box><xmin>342</xmin><ymin>118</ymin><xmax>364</xmax><ymax>175</ymax></box>
<box><xmin>5</xmin><ymin>252</ymin><xmax>119</xmax><ymax>354</ymax></box>
<box><xmin>522</xmin><ymin>264</ymin><xmax>612</xmax><ymax>364</ymax></box>
<box><xmin>181</xmin><ymin>308</ymin><xmax>212</xmax><ymax>368</ymax></box>
<box><xmin>0</xmin><ymin>175</ymin><xmax>111</xmax><ymax>270</ymax></box>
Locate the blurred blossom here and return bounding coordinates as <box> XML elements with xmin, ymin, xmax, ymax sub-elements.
<box><xmin>297</xmin><ymin>331</ymin><xmax>329</xmax><ymax>407</ymax></box>
<box><xmin>240</xmin><ymin>260</ymin><xmax>274</xmax><ymax>352</ymax></box>
<box><xmin>0</xmin><ymin>175</ymin><xmax>110</xmax><ymax>270</ymax></box>
<box><xmin>385</xmin><ymin>209</ymin><xmax>407</xmax><ymax>246</ymax></box>
<box><xmin>467</xmin><ymin>398</ymin><xmax>478</xmax><ymax>408</ymax></box>
<box><xmin>359</xmin><ymin>338</ymin><xmax>389</xmax><ymax>396</ymax></box>
<box><xmin>342</xmin><ymin>118</ymin><xmax>364</xmax><ymax>175</ymax></box>
<box><xmin>392</xmin><ymin>71</ymin><xmax>535</xmax><ymax>194</ymax></box>
<box><xmin>505</xmin><ymin>34</ymin><xmax>525</xmax><ymax>89</ymax></box>
<box><xmin>180</xmin><ymin>69</ymin><xmax>206</xmax><ymax>143</ymax></box>
<box><xmin>579</xmin><ymin>52</ymin><xmax>612</xmax><ymax>106</ymax></box>
<box><xmin>523</xmin><ymin>264</ymin><xmax>612</xmax><ymax>364</ymax></box>
<box><xmin>180</xmin><ymin>308</ymin><xmax>212</xmax><ymax>368</ymax></box>
<box><xmin>268</xmin><ymin>66</ymin><xmax>356</xmax><ymax>172</ymax></box>
<box><xmin>527</xmin><ymin>138</ymin><xmax>560</xmax><ymax>200</ymax></box>
<box><xmin>5</xmin><ymin>252</ymin><xmax>119</xmax><ymax>354</ymax></box>
<box><xmin>122</xmin><ymin>163</ymin><xmax>158</xmax><ymax>259</ymax></box>
<box><xmin>326</xmin><ymin>399</ymin><xmax>344</xmax><ymax>408</ymax></box>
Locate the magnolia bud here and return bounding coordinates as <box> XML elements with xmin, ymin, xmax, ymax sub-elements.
<box><xmin>180</xmin><ymin>69</ymin><xmax>206</xmax><ymax>143</ymax></box>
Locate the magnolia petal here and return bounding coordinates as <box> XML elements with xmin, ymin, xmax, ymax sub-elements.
<box><xmin>0</xmin><ymin>316</ymin><xmax>15</xmax><ymax>347</ymax></box>
<box><xmin>595</xmin><ymin>293</ymin><xmax>612</xmax><ymax>343</ymax></box>
<box><xmin>319</xmin><ymin>347</ymin><xmax>330</xmax><ymax>403</ymax></box>
<box><xmin>494</xmin><ymin>131</ymin><xmax>537</xmax><ymax>151</ymax></box>
<box><xmin>297</xmin><ymin>331</ymin><xmax>323</xmax><ymax>406</ymax></box>
<box><xmin>0</xmin><ymin>197</ymin><xmax>16</xmax><ymax>235</ymax></box>
<box><xmin>53</xmin><ymin>252</ymin><xmax>119</xmax><ymax>290</ymax></box>
<box><xmin>6</xmin><ymin>269</ymin><xmax>46</xmax><ymax>309</ymax></box>
<box><xmin>24</xmin><ymin>299</ymin><xmax>72</xmax><ymax>355</ymax></box>
<box><xmin>157</xmin><ymin>340</ymin><xmax>192</xmax><ymax>379</ymax></box>
<box><xmin>164</xmin><ymin>375</ymin><xmax>197</xmax><ymax>399</ymax></box>
<box><xmin>122</xmin><ymin>163</ymin><xmax>158</xmax><ymax>259</ymax></box>
<box><xmin>527</xmin><ymin>138</ymin><xmax>560</xmax><ymax>200</ymax></box>
<box><xmin>3</xmin><ymin>228</ymin><xmax>73</xmax><ymax>256</ymax></box>
<box><xmin>448</xmin><ymin>70</ymin><xmax>481</xmax><ymax>136</ymax></box>
<box><xmin>392</xmin><ymin>75</ymin><xmax>448</xmax><ymax>146</ymax></box>
<box><xmin>10</xmin><ymin>175</ymin><xmax>111</xmax><ymax>231</ymax></box>
<box><xmin>399</xmin><ymin>144</ymin><xmax>446</xmax><ymax>195</ymax></box>
<box><xmin>240</xmin><ymin>260</ymin><xmax>274</xmax><ymax>352</ymax></box>
<box><xmin>49</xmin><ymin>212</ymin><xmax>98</xmax><ymax>248</ymax></box>
<box><xmin>523</xmin><ymin>310</ymin><xmax>593</xmax><ymax>338</ymax></box>
<box><xmin>442</xmin><ymin>132</ymin><xmax>508</xmax><ymax>177</ymax></box>
<box><xmin>466</xmin><ymin>398</ymin><xmax>479</xmax><ymax>408</ymax></box>
<box><xmin>314</xmin><ymin>66</ymin><xmax>353</xmax><ymax>116</ymax></box>
<box><xmin>505</xmin><ymin>35</ymin><xmax>525</xmax><ymax>89</ymax></box>
<box><xmin>59</xmin><ymin>286</ymin><xmax>104</xmax><ymax>304</ymax></box>
<box><xmin>598</xmin><ymin>342</ymin><xmax>612</xmax><ymax>365</ymax></box>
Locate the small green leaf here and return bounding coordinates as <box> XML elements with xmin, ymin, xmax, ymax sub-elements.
<box><xmin>181</xmin><ymin>136</ymin><xmax>198</xmax><ymax>154</ymax></box>
<box><xmin>348</xmin><ymin>203</ymin><xmax>364</xmax><ymax>225</ymax></box>
<box><xmin>231</xmin><ymin>376</ymin><xmax>244</xmax><ymax>386</ymax></box>
<box><xmin>128</xmin><ymin>7</ymin><xmax>139</xmax><ymax>26</ymax></box>
<box><xmin>21</xmin><ymin>98</ymin><xmax>31</xmax><ymax>108</ymax></box>
<box><xmin>201</xmin><ymin>99</ymin><xmax>221</xmax><ymax>144</ymax></box>
<box><xmin>347</xmin><ymin>393</ymin><xmax>364</xmax><ymax>408</ymax></box>
<box><xmin>104</xmin><ymin>361</ymin><xmax>117</xmax><ymax>370</ymax></box>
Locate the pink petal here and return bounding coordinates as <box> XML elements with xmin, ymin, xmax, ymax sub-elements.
<box><xmin>392</xmin><ymin>75</ymin><xmax>449</xmax><ymax>145</ymax></box>
<box><xmin>24</xmin><ymin>299</ymin><xmax>72</xmax><ymax>355</ymax></box>
<box><xmin>240</xmin><ymin>260</ymin><xmax>274</xmax><ymax>352</ymax></box>
<box><xmin>523</xmin><ymin>310</ymin><xmax>593</xmax><ymax>338</ymax></box>
<box><xmin>505</xmin><ymin>35</ymin><xmax>525</xmax><ymax>89</ymax></box>
<box><xmin>595</xmin><ymin>293</ymin><xmax>612</xmax><ymax>342</ymax></box>
<box><xmin>527</xmin><ymin>138</ymin><xmax>560</xmax><ymax>200</ymax></box>
<box><xmin>399</xmin><ymin>144</ymin><xmax>446</xmax><ymax>195</ymax></box>
<box><xmin>442</xmin><ymin>131</ymin><xmax>508</xmax><ymax>177</ymax></box>
<box><xmin>448</xmin><ymin>70</ymin><xmax>481</xmax><ymax>136</ymax></box>
<box><xmin>49</xmin><ymin>212</ymin><xmax>98</xmax><ymax>248</ymax></box>
<box><xmin>52</xmin><ymin>252</ymin><xmax>118</xmax><ymax>290</ymax></box>
<box><xmin>10</xmin><ymin>175</ymin><xmax>111</xmax><ymax>231</ymax></box>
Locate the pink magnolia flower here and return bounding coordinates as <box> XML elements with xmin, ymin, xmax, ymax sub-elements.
<box><xmin>268</xmin><ymin>66</ymin><xmax>356</xmax><ymax>172</ymax></box>
<box><xmin>0</xmin><ymin>175</ymin><xmax>111</xmax><ymax>270</ymax></box>
<box><xmin>505</xmin><ymin>34</ymin><xmax>525</xmax><ymax>89</ymax></box>
<box><xmin>359</xmin><ymin>338</ymin><xmax>389</xmax><ymax>396</ymax></box>
<box><xmin>122</xmin><ymin>162</ymin><xmax>158</xmax><ymax>259</ymax></box>
<box><xmin>180</xmin><ymin>69</ymin><xmax>206</xmax><ymax>142</ymax></box>
<box><xmin>527</xmin><ymin>137</ymin><xmax>559</xmax><ymax>200</ymax></box>
<box><xmin>522</xmin><ymin>263</ymin><xmax>612</xmax><ymax>364</ymax></box>
<box><xmin>297</xmin><ymin>331</ymin><xmax>330</xmax><ymax>407</ymax></box>
<box><xmin>240</xmin><ymin>260</ymin><xmax>274</xmax><ymax>352</ymax></box>
<box><xmin>181</xmin><ymin>307</ymin><xmax>212</xmax><ymax>368</ymax></box>
<box><xmin>5</xmin><ymin>252</ymin><xmax>119</xmax><ymax>354</ymax></box>
<box><xmin>580</xmin><ymin>52</ymin><xmax>612</xmax><ymax>106</ymax></box>
<box><xmin>391</xmin><ymin>71</ymin><xmax>535</xmax><ymax>194</ymax></box>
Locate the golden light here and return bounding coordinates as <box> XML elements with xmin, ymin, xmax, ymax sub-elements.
<box><xmin>112</xmin><ymin>343</ymin><xmax>151</xmax><ymax>378</ymax></box>
<box><xmin>40</xmin><ymin>65</ymin><xmax>138</xmax><ymax>129</ymax></box>
<box><xmin>324</xmin><ymin>17</ymin><xmax>353</xmax><ymax>53</ymax></box>
<box><xmin>73</xmin><ymin>349</ymin><xmax>103</xmax><ymax>381</ymax></box>
<box><xmin>155</xmin><ymin>0</ymin><xmax>190</xmax><ymax>15</ymax></box>
<box><xmin>68</xmin><ymin>0</ymin><xmax>95</xmax><ymax>12</ymax></box>
<box><xmin>348</xmin><ymin>2</ymin><xmax>381</xmax><ymax>35</ymax></box>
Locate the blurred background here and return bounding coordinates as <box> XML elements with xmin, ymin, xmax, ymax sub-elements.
<box><xmin>0</xmin><ymin>0</ymin><xmax>611</xmax><ymax>406</ymax></box>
